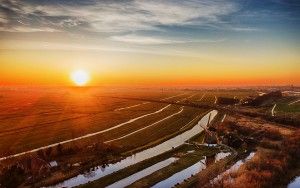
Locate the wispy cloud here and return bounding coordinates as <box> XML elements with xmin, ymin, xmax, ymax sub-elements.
<box><xmin>0</xmin><ymin>38</ymin><xmax>211</xmax><ymax>58</ymax></box>
<box><xmin>230</xmin><ymin>27</ymin><xmax>262</xmax><ymax>32</ymax></box>
<box><xmin>111</xmin><ymin>34</ymin><xmax>226</xmax><ymax>45</ymax></box>
<box><xmin>0</xmin><ymin>0</ymin><xmax>238</xmax><ymax>33</ymax></box>
<box><xmin>0</xmin><ymin>11</ymin><xmax>8</xmax><ymax>24</ymax></box>
<box><xmin>0</xmin><ymin>26</ymin><xmax>58</xmax><ymax>32</ymax></box>
<box><xmin>2</xmin><ymin>0</ymin><xmax>294</xmax><ymax>51</ymax></box>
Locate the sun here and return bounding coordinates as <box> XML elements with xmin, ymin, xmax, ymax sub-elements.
<box><xmin>71</xmin><ymin>70</ymin><xmax>90</xmax><ymax>86</ymax></box>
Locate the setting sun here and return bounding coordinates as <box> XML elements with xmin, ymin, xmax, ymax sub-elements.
<box><xmin>71</xmin><ymin>70</ymin><xmax>90</xmax><ymax>86</ymax></box>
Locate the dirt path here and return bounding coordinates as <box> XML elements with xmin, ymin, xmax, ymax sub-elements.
<box><xmin>289</xmin><ymin>99</ymin><xmax>300</xmax><ymax>105</ymax></box>
<box><xmin>271</xmin><ymin>104</ymin><xmax>277</xmax><ymax>116</ymax></box>
<box><xmin>198</xmin><ymin>93</ymin><xmax>206</xmax><ymax>101</ymax></box>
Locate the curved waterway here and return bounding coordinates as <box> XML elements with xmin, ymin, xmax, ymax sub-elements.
<box><xmin>50</xmin><ymin>110</ymin><xmax>218</xmax><ymax>188</ymax></box>
<box><xmin>288</xmin><ymin>176</ymin><xmax>300</xmax><ymax>188</ymax></box>
<box><xmin>150</xmin><ymin>151</ymin><xmax>232</xmax><ymax>188</ymax></box>
<box><xmin>152</xmin><ymin>158</ymin><xmax>207</xmax><ymax>188</ymax></box>
<box><xmin>107</xmin><ymin>157</ymin><xmax>178</xmax><ymax>188</ymax></box>
<box><xmin>211</xmin><ymin>152</ymin><xmax>255</xmax><ymax>184</ymax></box>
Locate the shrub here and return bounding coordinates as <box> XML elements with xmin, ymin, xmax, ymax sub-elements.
<box><xmin>209</xmin><ymin>130</ymin><xmax>300</xmax><ymax>188</ymax></box>
<box><xmin>0</xmin><ymin>165</ymin><xmax>25</xmax><ymax>188</ymax></box>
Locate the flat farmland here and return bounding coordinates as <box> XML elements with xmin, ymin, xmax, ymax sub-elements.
<box><xmin>0</xmin><ymin>87</ymin><xmax>194</xmax><ymax>157</ymax></box>
<box><xmin>154</xmin><ymin>90</ymin><xmax>257</xmax><ymax>106</ymax></box>
<box><xmin>0</xmin><ymin>87</ymin><xmax>217</xmax><ymax>188</ymax></box>
<box><xmin>108</xmin><ymin>106</ymin><xmax>208</xmax><ymax>150</ymax></box>
<box><xmin>2</xmin><ymin>87</ymin><xmax>297</xmax><ymax>188</ymax></box>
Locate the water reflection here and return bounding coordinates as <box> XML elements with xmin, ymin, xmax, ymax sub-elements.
<box><xmin>288</xmin><ymin>176</ymin><xmax>300</xmax><ymax>188</ymax></box>
<box><xmin>211</xmin><ymin>152</ymin><xmax>255</xmax><ymax>183</ymax></box>
<box><xmin>152</xmin><ymin>158</ymin><xmax>207</xmax><ymax>188</ymax></box>
<box><xmin>107</xmin><ymin>157</ymin><xmax>178</xmax><ymax>188</ymax></box>
<box><xmin>50</xmin><ymin>110</ymin><xmax>218</xmax><ymax>187</ymax></box>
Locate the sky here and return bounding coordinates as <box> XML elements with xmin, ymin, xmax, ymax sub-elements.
<box><xmin>0</xmin><ymin>0</ymin><xmax>299</xmax><ymax>86</ymax></box>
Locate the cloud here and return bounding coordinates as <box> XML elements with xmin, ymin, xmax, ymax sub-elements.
<box><xmin>230</xmin><ymin>27</ymin><xmax>262</xmax><ymax>32</ymax></box>
<box><xmin>111</xmin><ymin>35</ymin><xmax>175</xmax><ymax>45</ymax></box>
<box><xmin>0</xmin><ymin>0</ymin><xmax>238</xmax><ymax>33</ymax></box>
<box><xmin>0</xmin><ymin>38</ymin><xmax>208</xmax><ymax>58</ymax></box>
<box><xmin>0</xmin><ymin>26</ymin><xmax>58</xmax><ymax>32</ymax></box>
<box><xmin>111</xmin><ymin>34</ymin><xmax>225</xmax><ymax>45</ymax></box>
<box><xmin>0</xmin><ymin>11</ymin><xmax>8</xmax><ymax>24</ymax></box>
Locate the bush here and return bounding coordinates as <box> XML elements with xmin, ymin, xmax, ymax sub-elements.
<box><xmin>209</xmin><ymin>130</ymin><xmax>300</xmax><ymax>188</ymax></box>
<box><xmin>0</xmin><ymin>165</ymin><xmax>25</xmax><ymax>188</ymax></box>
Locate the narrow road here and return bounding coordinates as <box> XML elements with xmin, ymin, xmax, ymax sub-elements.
<box><xmin>176</xmin><ymin>93</ymin><xmax>196</xmax><ymax>103</ymax></box>
<box><xmin>198</xmin><ymin>93</ymin><xmax>206</xmax><ymax>101</ymax></box>
<box><xmin>221</xmin><ymin>114</ymin><xmax>227</xmax><ymax>122</ymax></box>
<box><xmin>161</xmin><ymin>93</ymin><xmax>186</xmax><ymax>101</ymax></box>
<box><xmin>114</xmin><ymin>102</ymin><xmax>149</xmax><ymax>111</ymax></box>
<box><xmin>271</xmin><ymin>104</ymin><xmax>277</xmax><ymax>116</ymax></box>
<box><xmin>114</xmin><ymin>93</ymin><xmax>187</xmax><ymax>111</ymax></box>
<box><xmin>289</xmin><ymin>99</ymin><xmax>300</xmax><ymax>105</ymax></box>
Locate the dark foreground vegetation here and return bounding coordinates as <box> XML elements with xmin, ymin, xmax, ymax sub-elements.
<box><xmin>209</xmin><ymin>125</ymin><xmax>300</xmax><ymax>188</ymax></box>
<box><xmin>0</xmin><ymin>142</ymin><xmax>120</xmax><ymax>188</ymax></box>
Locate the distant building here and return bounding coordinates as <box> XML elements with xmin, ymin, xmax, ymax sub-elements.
<box><xmin>217</xmin><ymin>97</ymin><xmax>239</xmax><ymax>105</ymax></box>
<box><xmin>243</xmin><ymin>90</ymin><xmax>282</xmax><ymax>106</ymax></box>
<box><xmin>49</xmin><ymin>161</ymin><xmax>58</xmax><ymax>168</ymax></box>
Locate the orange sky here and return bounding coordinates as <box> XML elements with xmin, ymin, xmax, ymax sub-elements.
<box><xmin>0</xmin><ymin>48</ymin><xmax>299</xmax><ymax>87</ymax></box>
<box><xmin>1</xmin><ymin>0</ymin><xmax>300</xmax><ymax>87</ymax></box>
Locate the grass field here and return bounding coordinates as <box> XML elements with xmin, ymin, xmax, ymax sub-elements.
<box><xmin>1</xmin><ymin>86</ymin><xmax>298</xmax><ymax>188</ymax></box>
<box><xmin>0</xmin><ymin>87</ymin><xmax>262</xmax><ymax>159</ymax></box>
<box><xmin>0</xmin><ymin>87</ymin><xmax>194</xmax><ymax>156</ymax></box>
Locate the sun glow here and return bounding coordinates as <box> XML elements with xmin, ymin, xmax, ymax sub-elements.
<box><xmin>71</xmin><ymin>70</ymin><xmax>90</xmax><ymax>86</ymax></box>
